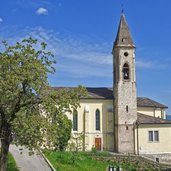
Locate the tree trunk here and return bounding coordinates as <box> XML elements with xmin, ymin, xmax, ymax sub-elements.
<box><xmin>0</xmin><ymin>123</ymin><xmax>11</xmax><ymax>171</ymax></box>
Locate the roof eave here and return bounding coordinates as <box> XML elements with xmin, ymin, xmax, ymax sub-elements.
<box><xmin>138</xmin><ymin>105</ymin><xmax>168</xmax><ymax>109</ymax></box>
<box><xmin>139</xmin><ymin>122</ymin><xmax>171</xmax><ymax>125</ymax></box>
<box><xmin>114</xmin><ymin>43</ymin><xmax>135</xmax><ymax>48</ymax></box>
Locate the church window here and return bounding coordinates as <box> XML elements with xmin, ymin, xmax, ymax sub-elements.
<box><xmin>123</xmin><ymin>63</ymin><xmax>129</xmax><ymax>80</ymax></box>
<box><xmin>73</xmin><ymin>110</ymin><xmax>78</xmax><ymax>131</ymax></box>
<box><xmin>148</xmin><ymin>131</ymin><xmax>159</xmax><ymax>142</ymax></box>
<box><xmin>95</xmin><ymin>109</ymin><xmax>100</xmax><ymax>131</ymax></box>
<box><xmin>126</xmin><ymin>105</ymin><xmax>128</xmax><ymax>112</ymax></box>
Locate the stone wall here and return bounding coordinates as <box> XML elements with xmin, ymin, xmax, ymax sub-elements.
<box><xmin>95</xmin><ymin>154</ymin><xmax>171</xmax><ymax>170</ymax></box>
<box><xmin>142</xmin><ymin>153</ymin><xmax>171</xmax><ymax>165</ymax></box>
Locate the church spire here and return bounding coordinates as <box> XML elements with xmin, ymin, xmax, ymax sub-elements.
<box><xmin>114</xmin><ymin>14</ymin><xmax>135</xmax><ymax>47</ymax></box>
<box><xmin>113</xmin><ymin>13</ymin><xmax>137</xmax><ymax>154</ymax></box>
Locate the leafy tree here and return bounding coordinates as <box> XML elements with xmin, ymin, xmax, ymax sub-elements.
<box><xmin>0</xmin><ymin>38</ymin><xmax>86</xmax><ymax>171</ymax></box>
<box><xmin>55</xmin><ymin>114</ymin><xmax>72</xmax><ymax>151</ymax></box>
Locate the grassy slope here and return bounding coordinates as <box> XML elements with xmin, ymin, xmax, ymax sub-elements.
<box><xmin>7</xmin><ymin>153</ymin><xmax>19</xmax><ymax>171</ymax></box>
<box><xmin>43</xmin><ymin>150</ymin><xmax>137</xmax><ymax>171</ymax></box>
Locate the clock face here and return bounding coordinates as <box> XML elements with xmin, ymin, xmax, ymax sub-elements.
<box><xmin>124</xmin><ymin>52</ymin><xmax>129</xmax><ymax>57</ymax></box>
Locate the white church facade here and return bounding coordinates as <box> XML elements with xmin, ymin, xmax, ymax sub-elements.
<box><xmin>53</xmin><ymin>14</ymin><xmax>171</xmax><ymax>163</ymax></box>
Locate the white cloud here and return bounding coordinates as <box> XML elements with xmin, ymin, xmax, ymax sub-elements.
<box><xmin>0</xmin><ymin>18</ymin><xmax>3</xmax><ymax>23</ymax></box>
<box><xmin>58</xmin><ymin>62</ymin><xmax>112</xmax><ymax>78</ymax></box>
<box><xmin>36</xmin><ymin>7</ymin><xmax>48</xmax><ymax>15</ymax></box>
<box><xmin>26</xmin><ymin>27</ymin><xmax>113</xmax><ymax>77</ymax></box>
<box><xmin>0</xmin><ymin>26</ymin><xmax>112</xmax><ymax>78</ymax></box>
<box><xmin>22</xmin><ymin>27</ymin><xmax>112</xmax><ymax>66</ymax></box>
<box><xmin>1</xmin><ymin>26</ymin><xmax>167</xmax><ymax>79</ymax></box>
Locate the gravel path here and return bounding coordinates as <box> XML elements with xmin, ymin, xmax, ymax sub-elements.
<box><xmin>10</xmin><ymin>145</ymin><xmax>52</xmax><ymax>171</ymax></box>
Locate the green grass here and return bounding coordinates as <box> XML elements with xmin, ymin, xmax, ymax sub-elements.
<box><xmin>43</xmin><ymin>150</ymin><xmax>137</xmax><ymax>171</ymax></box>
<box><xmin>0</xmin><ymin>149</ymin><xmax>18</xmax><ymax>171</ymax></box>
<box><xmin>7</xmin><ymin>153</ymin><xmax>19</xmax><ymax>171</ymax></box>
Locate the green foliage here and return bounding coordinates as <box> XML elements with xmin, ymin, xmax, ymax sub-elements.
<box><xmin>0</xmin><ymin>37</ymin><xmax>87</xmax><ymax>170</ymax></box>
<box><xmin>0</xmin><ymin>149</ymin><xmax>19</xmax><ymax>171</ymax></box>
<box><xmin>0</xmin><ymin>37</ymin><xmax>55</xmax><ymax>143</ymax></box>
<box><xmin>12</xmin><ymin>113</ymin><xmax>48</xmax><ymax>149</ymax></box>
<box><xmin>68</xmin><ymin>133</ymin><xmax>84</xmax><ymax>152</ymax></box>
<box><xmin>55</xmin><ymin>114</ymin><xmax>72</xmax><ymax>151</ymax></box>
<box><xmin>91</xmin><ymin>145</ymin><xmax>97</xmax><ymax>155</ymax></box>
<box><xmin>67</xmin><ymin>133</ymin><xmax>85</xmax><ymax>164</ymax></box>
<box><xmin>41</xmin><ymin>86</ymin><xmax>86</xmax><ymax>150</ymax></box>
<box><xmin>7</xmin><ymin>153</ymin><xmax>19</xmax><ymax>171</ymax></box>
<box><xmin>43</xmin><ymin>150</ymin><xmax>141</xmax><ymax>171</ymax></box>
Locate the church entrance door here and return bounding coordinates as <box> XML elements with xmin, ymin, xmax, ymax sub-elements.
<box><xmin>95</xmin><ymin>138</ymin><xmax>101</xmax><ymax>151</ymax></box>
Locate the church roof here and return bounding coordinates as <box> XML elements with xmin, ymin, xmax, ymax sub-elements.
<box><xmin>137</xmin><ymin>113</ymin><xmax>171</xmax><ymax>124</ymax></box>
<box><xmin>114</xmin><ymin>14</ymin><xmax>135</xmax><ymax>47</ymax></box>
<box><xmin>136</xmin><ymin>97</ymin><xmax>168</xmax><ymax>108</ymax></box>
<box><xmin>50</xmin><ymin>87</ymin><xmax>168</xmax><ymax>109</ymax></box>
<box><xmin>85</xmin><ymin>87</ymin><xmax>113</xmax><ymax>99</ymax></box>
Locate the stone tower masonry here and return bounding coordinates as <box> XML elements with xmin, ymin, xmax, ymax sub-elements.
<box><xmin>112</xmin><ymin>14</ymin><xmax>137</xmax><ymax>153</ymax></box>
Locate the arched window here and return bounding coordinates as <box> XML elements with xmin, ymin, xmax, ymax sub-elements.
<box><xmin>95</xmin><ymin>109</ymin><xmax>100</xmax><ymax>131</ymax></box>
<box><xmin>73</xmin><ymin>110</ymin><xmax>78</xmax><ymax>131</ymax></box>
<box><xmin>123</xmin><ymin>63</ymin><xmax>129</xmax><ymax>80</ymax></box>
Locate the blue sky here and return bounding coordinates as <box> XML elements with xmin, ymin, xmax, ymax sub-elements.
<box><xmin>0</xmin><ymin>0</ymin><xmax>171</xmax><ymax>114</ymax></box>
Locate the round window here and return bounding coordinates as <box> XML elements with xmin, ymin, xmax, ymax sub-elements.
<box><xmin>124</xmin><ymin>52</ymin><xmax>129</xmax><ymax>57</ymax></box>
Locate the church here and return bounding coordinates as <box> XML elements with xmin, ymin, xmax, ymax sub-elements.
<box><xmin>53</xmin><ymin>14</ymin><xmax>171</xmax><ymax>163</ymax></box>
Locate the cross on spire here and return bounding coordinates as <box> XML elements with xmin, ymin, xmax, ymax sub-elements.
<box><xmin>121</xmin><ymin>3</ymin><xmax>124</xmax><ymax>14</ymax></box>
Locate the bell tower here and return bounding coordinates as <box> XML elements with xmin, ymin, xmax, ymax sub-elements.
<box><xmin>113</xmin><ymin>14</ymin><xmax>137</xmax><ymax>153</ymax></box>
